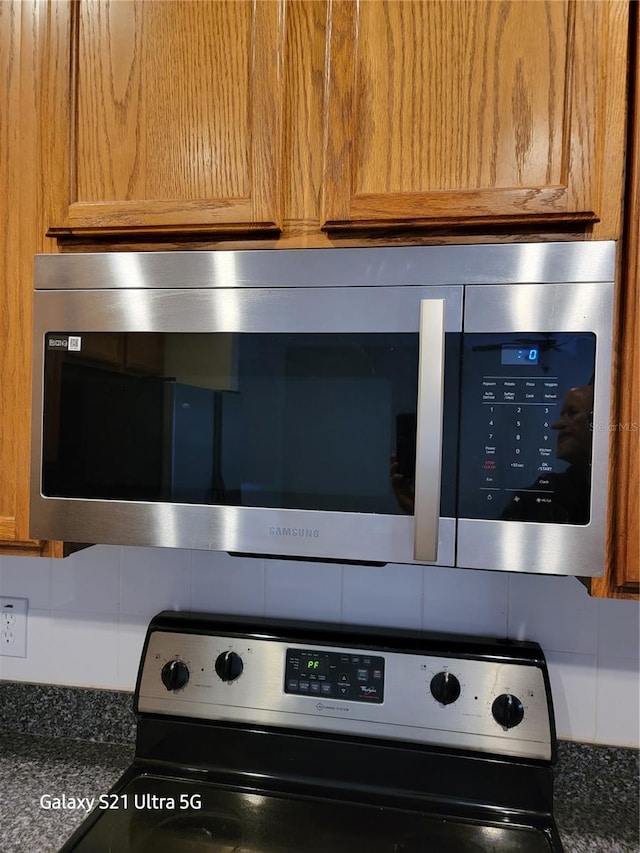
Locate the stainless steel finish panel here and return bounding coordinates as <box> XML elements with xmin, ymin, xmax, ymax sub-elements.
<box><xmin>461</xmin><ymin>282</ymin><xmax>613</xmax><ymax>577</ymax></box>
<box><xmin>137</xmin><ymin>631</ymin><xmax>553</xmax><ymax>761</ymax></box>
<box><xmin>28</xmin><ymin>496</ymin><xmax>456</xmax><ymax>564</ymax></box>
<box><xmin>463</xmin><ymin>281</ymin><xmax>614</xmax><ymax>333</ymax></box>
<box><xmin>457</xmin><ymin>517</ymin><xmax>603</xmax><ymax>576</ymax></box>
<box><xmin>414</xmin><ymin>300</ymin><xmax>445</xmax><ymax>561</ymax></box>
<box><xmin>30</xmin><ymin>285</ymin><xmax>463</xmax><ymax>334</ymax></box>
<box><xmin>33</xmin><ymin>241</ymin><xmax>615</xmax><ymax>290</ymax></box>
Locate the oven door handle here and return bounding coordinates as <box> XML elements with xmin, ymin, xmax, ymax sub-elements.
<box><xmin>413</xmin><ymin>299</ymin><xmax>445</xmax><ymax>561</ymax></box>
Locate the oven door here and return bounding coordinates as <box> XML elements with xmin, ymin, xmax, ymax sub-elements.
<box><xmin>31</xmin><ymin>283</ymin><xmax>462</xmax><ymax>564</ymax></box>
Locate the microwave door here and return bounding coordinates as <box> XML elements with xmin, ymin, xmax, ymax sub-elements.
<box><xmin>31</xmin><ymin>281</ymin><xmax>463</xmax><ymax>563</ymax></box>
<box><xmin>413</xmin><ymin>300</ymin><xmax>446</xmax><ymax>562</ymax></box>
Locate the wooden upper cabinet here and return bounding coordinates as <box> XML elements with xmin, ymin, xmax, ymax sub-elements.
<box><xmin>43</xmin><ymin>0</ymin><xmax>285</xmax><ymax>237</ymax></box>
<box><xmin>594</xmin><ymin>11</ymin><xmax>640</xmax><ymax>600</ymax></box>
<box><xmin>322</xmin><ymin>0</ymin><xmax>629</xmax><ymax>232</ymax></box>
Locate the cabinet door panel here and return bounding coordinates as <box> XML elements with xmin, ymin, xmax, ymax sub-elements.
<box><xmin>322</xmin><ymin>0</ymin><xmax>627</xmax><ymax>230</ymax></box>
<box><xmin>45</xmin><ymin>0</ymin><xmax>285</xmax><ymax>236</ymax></box>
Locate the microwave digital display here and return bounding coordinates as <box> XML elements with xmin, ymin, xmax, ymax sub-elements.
<box><xmin>501</xmin><ymin>345</ymin><xmax>539</xmax><ymax>365</ymax></box>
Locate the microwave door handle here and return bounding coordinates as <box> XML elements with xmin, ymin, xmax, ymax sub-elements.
<box><xmin>413</xmin><ymin>299</ymin><xmax>445</xmax><ymax>562</ymax></box>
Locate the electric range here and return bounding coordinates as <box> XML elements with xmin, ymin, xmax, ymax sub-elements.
<box><xmin>59</xmin><ymin>611</ymin><xmax>564</xmax><ymax>852</ymax></box>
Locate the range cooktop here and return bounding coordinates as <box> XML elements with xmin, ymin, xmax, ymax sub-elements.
<box><xmin>59</xmin><ymin>612</ymin><xmax>563</xmax><ymax>853</ymax></box>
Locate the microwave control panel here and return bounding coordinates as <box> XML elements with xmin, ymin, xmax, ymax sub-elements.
<box><xmin>457</xmin><ymin>333</ymin><xmax>596</xmax><ymax>525</ymax></box>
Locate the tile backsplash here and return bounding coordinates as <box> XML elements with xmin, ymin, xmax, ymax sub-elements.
<box><xmin>1</xmin><ymin>546</ymin><xmax>638</xmax><ymax>747</ymax></box>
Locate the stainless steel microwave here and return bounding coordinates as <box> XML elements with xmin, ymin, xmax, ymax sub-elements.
<box><xmin>30</xmin><ymin>243</ymin><xmax>614</xmax><ymax>575</ymax></box>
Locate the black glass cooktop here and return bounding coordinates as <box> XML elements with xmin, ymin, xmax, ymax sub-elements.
<box><xmin>62</xmin><ymin>775</ymin><xmax>554</xmax><ymax>853</ymax></box>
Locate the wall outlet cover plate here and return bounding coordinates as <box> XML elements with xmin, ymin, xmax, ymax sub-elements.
<box><xmin>1</xmin><ymin>597</ymin><xmax>28</xmax><ymax>658</ymax></box>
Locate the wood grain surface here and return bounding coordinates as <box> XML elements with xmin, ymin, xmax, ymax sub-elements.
<box><xmin>45</xmin><ymin>0</ymin><xmax>285</xmax><ymax>232</ymax></box>
<box><xmin>595</xmin><ymin>10</ymin><xmax>640</xmax><ymax>598</ymax></box>
<box><xmin>322</xmin><ymin>0</ymin><xmax>628</xmax><ymax>232</ymax></box>
<box><xmin>0</xmin><ymin>0</ymin><xmax>47</xmax><ymax>550</ymax></box>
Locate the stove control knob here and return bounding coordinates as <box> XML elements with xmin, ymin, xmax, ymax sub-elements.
<box><xmin>215</xmin><ymin>651</ymin><xmax>244</xmax><ymax>683</ymax></box>
<box><xmin>492</xmin><ymin>694</ymin><xmax>525</xmax><ymax>729</ymax></box>
<box><xmin>430</xmin><ymin>671</ymin><xmax>461</xmax><ymax>705</ymax></box>
<box><xmin>161</xmin><ymin>659</ymin><xmax>190</xmax><ymax>692</ymax></box>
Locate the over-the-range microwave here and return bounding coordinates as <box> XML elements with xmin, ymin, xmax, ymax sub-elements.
<box><xmin>30</xmin><ymin>242</ymin><xmax>614</xmax><ymax>576</ymax></box>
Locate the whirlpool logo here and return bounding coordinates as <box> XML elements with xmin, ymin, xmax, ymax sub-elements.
<box><xmin>268</xmin><ymin>526</ymin><xmax>320</xmax><ymax>539</ymax></box>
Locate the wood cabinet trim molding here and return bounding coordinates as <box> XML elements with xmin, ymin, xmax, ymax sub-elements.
<box><xmin>323</xmin><ymin>187</ymin><xmax>598</xmax><ymax>231</ymax></box>
<box><xmin>61</xmin><ymin>199</ymin><xmax>280</xmax><ymax>230</ymax></box>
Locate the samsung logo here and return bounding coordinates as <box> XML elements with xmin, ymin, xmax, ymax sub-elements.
<box><xmin>269</xmin><ymin>526</ymin><xmax>320</xmax><ymax>539</ymax></box>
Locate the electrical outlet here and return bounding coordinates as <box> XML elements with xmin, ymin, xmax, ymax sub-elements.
<box><xmin>1</xmin><ymin>597</ymin><xmax>28</xmax><ymax>658</ymax></box>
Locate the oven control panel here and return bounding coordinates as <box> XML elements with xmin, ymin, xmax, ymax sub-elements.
<box><xmin>137</xmin><ymin>628</ymin><xmax>554</xmax><ymax>761</ymax></box>
<box><xmin>284</xmin><ymin>648</ymin><xmax>385</xmax><ymax>703</ymax></box>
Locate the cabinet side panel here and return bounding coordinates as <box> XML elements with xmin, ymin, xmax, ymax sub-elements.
<box><xmin>0</xmin><ymin>1</ymin><xmax>21</xmax><ymax>537</ymax></box>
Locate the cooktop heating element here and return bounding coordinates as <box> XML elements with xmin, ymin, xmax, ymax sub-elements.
<box><xmin>59</xmin><ymin>611</ymin><xmax>564</xmax><ymax>852</ymax></box>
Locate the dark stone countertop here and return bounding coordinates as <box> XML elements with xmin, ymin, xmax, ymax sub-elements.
<box><xmin>0</xmin><ymin>682</ymin><xmax>638</xmax><ymax>852</ymax></box>
<box><xmin>0</xmin><ymin>733</ymin><xmax>134</xmax><ymax>853</ymax></box>
<box><xmin>553</xmin><ymin>741</ymin><xmax>639</xmax><ymax>853</ymax></box>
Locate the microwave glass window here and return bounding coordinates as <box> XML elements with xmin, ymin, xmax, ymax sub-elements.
<box><xmin>457</xmin><ymin>333</ymin><xmax>597</xmax><ymax>525</ymax></box>
<box><xmin>41</xmin><ymin>332</ymin><xmax>445</xmax><ymax>516</ymax></box>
